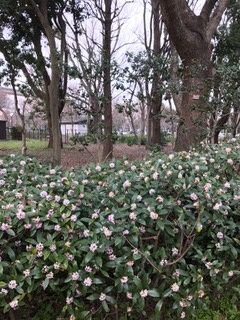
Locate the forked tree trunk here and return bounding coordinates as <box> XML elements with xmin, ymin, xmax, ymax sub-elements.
<box><xmin>159</xmin><ymin>0</ymin><xmax>230</xmax><ymax>151</ymax></box>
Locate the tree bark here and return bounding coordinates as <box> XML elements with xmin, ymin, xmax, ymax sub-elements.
<box><xmin>29</xmin><ymin>0</ymin><xmax>64</xmax><ymax>165</ymax></box>
<box><xmin>102</xmin><ymin>0</ymin><xmax>113</xmax><ymax>161</ymax></box>
<box><xmin>151</xmin><ymin>0</ymin><xmax>162</xmax><ymax>146</ymax></box>
<box><xmin>159</xmin><ymin>0</ymin><xmax>230</xmax><ymax>151</ymax></box>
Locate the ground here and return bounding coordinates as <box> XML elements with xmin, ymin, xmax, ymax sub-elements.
<box><xmin>0</xmin><ymin>142</ymin><xmax>173</xmax><ymax>169</ymax></box>
<box><xmin>60</xmin><ymin>143</ymin><xmax>174</xmax><ymax>169</ymax></box>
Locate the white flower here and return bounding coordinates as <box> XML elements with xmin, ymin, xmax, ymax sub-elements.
<box><xmin>121</xmin><ymin>276</ymin><xmax>128</xmax><ymax>284</ymax></box>
<box><xmin>99</xmin><ymin>293</ymin><xmax>106</xmax><ymax>301</ymax></box>
<box><xmin>205</xmin><ymin>262</ymin><xmax>212</xmax><ymax>269</ymax></box>
<box><xmin>136</xmin><ymin>195</ymin><xmax>142</xmax><ymax>201</ymax></box>
<box><xmin>171</xmin><ymin>283</ymin><xmax>179</xmax><ymax>292</ymax></box>
<box><xmin>150</xmin><ymin>211</ymin><xmax>158</xmax><ymax>220</ymax></box>
<box><xmin>140</xmin><ymin>289</ymin><xmax>148</xmax><ymax>298</ymax></box>
<box><xmin>172</xmin><ymin>248</ymin><xmax>178</xmax><ymax>256</ymax></box>
<box><xmin>224</xmin><ymin>182</ymin><xmax>230</xmax><ymax>188</ymax></box>
<box><xmin>179</xmin><ymin>299</ymin><xmax>187</xmax><ymax>307</ymax></box>
<box><xmin>95</xmin><ymin>165</ymin><xmax>101</xmax><ymax>171</ymax></box>
<box><xmin>160</xmin><ymin>259</ymin><xmax>168</xmax><ymax>266</ymax></box>
<box><xmin>54</xmin><ymin>262</ymin><xmax>60</xmax><ymax>270</ymax></box>
<box><xmin>9</xmin><ymin>299</ymin><xmax>18</xmax><ymax>309</ymax></box>
<box><xmin>83</xmin><ymin>277</ymin><xmax>92</xmax><ymax>286</ymax></box>
<box><xmin>66</xmin><ymin>297</ymin><xmax>73</xmax><ymax>304</ymax></box>
<box><xmin>16</xmin><ymin>210</ymin><xmax>25</xmax><ymax>219</ymax></box>
<box><xmin>152</xmin><ymin>172</ymin><xmax>159</xmax><ymax>180</ymax></box>
<box><xmin>8</xmin><ymin>280</ymin><xmax>17</xmax><ymax>289</ymax></box>
<box><xmin>198</xmin><ymin>289</ymin><xmax>204</xmax><ymax>297</ymax></box>
<box><xmin>130</xmin><ymin>203</ymin><xmax>137</xmax><ymax>210</ymax></box>
<box><xmin>46</xmin><ymin>272</ymin><xmax>54</xmax><ymax>279</ymax></box>
<box><xmin>127</xmin><ymin>292</ymin><xmax>132</xmax><ymax>299</ymax></box>
<box><xmin>109</xmin><ymin>191</ymin><xmax>115</xmax><ymax>198</ymax></box>
<box><xmin>190</xmin><ymin>193</ymin><xmax>198</xmax><ymax>201</ymax></box>
<box><xmin>156</xmin><ymin>195</ymin><xmax>164</xmax><ymax>203</ymax></box>
<box><xmin>129</xmin><ymin>212</ymin><xmax>137</xmax><ymax>220</ymax></box>
<box><xmin>217</xmin><ymin>232</ymin><xmax>224</xmax><ymax>239</ymax></box>
<box><xmin>1</xmin><ymin>288</ymin><xmax>8</xmax><ymax>295</ymax></box>
<box><xmin>227</xmin><ymin>159</ymin><xmax>233</xmax><ymax>165</ymax></box>
<box><xmin>213</xmin><ymin>202</ymin><xmax>222</xmax><ymax>210</ymax></box>
<box><xmin>228</xmin><ymin>271</ymin><xmax>234</xmax><ymax>277</ymax></box>
<box><xmin>63</xmin><ymin>199</ymin><xmax>70</xmax><ymax>206</ymax></box>
<box><xmin>102</xmin><ymin>226</ymin><xmax>112</xmax><ymax>237</ymax></box>
<box><xmin>89</xmin><ymin>243</ymin><xmax>98</xmax><ymax>252</ymax></box>
<box><xmin>180</xmin><ymin>311</ymin><xmax>186</xmax><ymax>318</ymax></box>
<box><xmin>23</xmin><ymin>269</ymin><xmax>30</xmax><ymax>277</ymax></box>
<box><xmin>71</xmin><ymin>272</ymin><xmax>79</xmax><ymax>281</ymax></box>
<box><xmin>109</xmin><ymin>162</ymin><xmax>115</xmax><ymax>168</ymax></box>
<box><xmin>123</xmin><ymin>180</ymin><xmax>131</xmax><ymax>188</ymax></box>
<box><xmin>149</xmin><ymin>189</ymin><xmax>155</xmax><ymax>195</ymax></box>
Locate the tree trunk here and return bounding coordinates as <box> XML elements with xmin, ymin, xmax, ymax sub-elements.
<box><xmin>159</xmin><ymin>0</ymin><xmax>230</xmax><ymax>151</ymax></box>
<box><xmin>174</xmin><ymin>59</ymin><xmax>211</xmax><ymax>151</ymax></box>
<box><xmin>102</xmin><ymin>0</ymin><xmax>113</xmax><ymax>161</ymax></box>
<box><xmin>151</xmin><ymin>0</ymin><xmax>162</xmax><ymax>146</ymax></box>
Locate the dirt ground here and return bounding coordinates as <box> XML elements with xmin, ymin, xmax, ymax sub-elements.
<box><xmin>0</xmin><ymin>142</ymin><xmax>173</xmax><ymax>169</ymax></box>
<box><xmin>60</xmin><ymin>143</ymin><xmax>173</xmax><ymax>169</ymax></box>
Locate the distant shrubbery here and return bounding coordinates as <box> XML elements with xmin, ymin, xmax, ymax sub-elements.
<box><xmin>0</xmin><ymin>139</ymin><xmax>240</xmax><ymax>319</ymax></box>
<box><xmin>70</xmin><ymin>132</ymin><xmax>170</xmax><ymax>148</ymax></box>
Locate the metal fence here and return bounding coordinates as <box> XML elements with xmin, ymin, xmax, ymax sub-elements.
<box><xmin>6</xmin><ymin>127</ymin><xmax>48</xmax><ymax>141</ymax></box>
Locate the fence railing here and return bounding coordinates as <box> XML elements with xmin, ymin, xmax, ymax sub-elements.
<box><xmin>6</xmin><ymin>127</ymin><xmax>48</xmax><ymax>141</ymax></box>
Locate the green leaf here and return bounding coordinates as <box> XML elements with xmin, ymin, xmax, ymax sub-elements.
<box><xmin>115</xmin><ymin>236</ymin><xmax>123</xmax><ymax>246</ymax></box>
<box><xmin>86</xmin><ymin>293</ymin><xmax>99</xmax><ymax>301</ymax></box>
<box><xmin>93</xmin><ymin>278</ymin><xmax>103</xmax><ymax>284</ymax></box>
<box><xmin>42</xmin><ymin>278</ymin><xmax>49</xmax><ymax>290</ymax></box>
<box><xmin>102</xmin><ymin>300</ymin><xmax>110</xmax><ymax>312</ymax></box>
<box><xmin>183</xmin><ymin>277</ymin><xmax>191</xmax><ymax>285</ymax></box>
<box><xmin>155</xmin><ymin>299</ymin><xmax>163</xmax><ymax>313</ymax></box>
<box><xmin>0</xmin><ymin>281</ymin><xmax>6</xmax><ymax>288</ymax></box>
<box><xmin>78</xmin><ymin>311</ymin><xmax>90</xmax><ymax>318</ymax></box>
<box><xmin>148</xmin><ymin>289</ymin><xmax>160</xmax><ymax>298</ymax></box>
<box><xmin>6</xmin><ymin>247</ymin><xmax>15</xmax><ymax>260</ymax></box>
<box><xmin>96</xmin><ymin>256</ymin><xmax>103</xmax><ymax>267</ymax></box>
<box><xmin>230</xmin><ymin>245</ymin><xmax>238</xmax><ymax>259</ymax></box>
<box><xmin>84</xmin><ymin>252</ymin><xmax>94</xmax><ymax>264</ymax></box>
<box><xmin>6</xmin><ymin>229</ymin><xmax>15</xmax><ymax>236</ymax></box>
<box><xmin>157</xmin><ymin>220</ymin><xmax>165</xmax><ymax>230</ymax></box>
<box><xmin>163</xmin><ymin>288</ymin><xmax>172</xmax><ymax>297</ymax></box>
<box><xmin>43</xmin><ymin>250</ymin><xmax>50</xmax><ymax>260</ymax></box>
<box><xmin>0</xmin><ymin>264</ymin><xmax>3</xmax><ymax>275</ymax></box>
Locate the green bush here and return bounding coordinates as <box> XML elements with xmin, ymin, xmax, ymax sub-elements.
<box><xmin>0</xmin><ymin>138</ymin><xmax>239</xmax><ymax>319</ymax></box>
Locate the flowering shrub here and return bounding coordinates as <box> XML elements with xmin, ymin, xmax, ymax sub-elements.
<box><xmin>0</xmin><ymin>139</ymin><xmax>239</xmax><ymax>319</ymax></box>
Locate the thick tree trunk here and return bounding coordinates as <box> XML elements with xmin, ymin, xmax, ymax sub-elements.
<box><xmin>159</xmin><ymin>0</ymin><xmax>230</xmax><ymax>151</ymax></box>
<box><xmin>151</xmin><ymin>0</ymin><xmax>162</xmax><ymax>146</ymax></box>
<box><xmin>102</xmin><ymin>0</ymin><xmax>113</xmax><ymax>161</ymax></box>
<box><xmin>174</xmin><ymin>59</ymin><xmax>211</xmax><ymax>151</ymax></box>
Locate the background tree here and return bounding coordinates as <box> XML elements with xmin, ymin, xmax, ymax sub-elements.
<box><xmin>209</xmin><ymin>0</ymin><xmax>240</xmax><ymax>142</ymax></box>
<box><xmin>0</xmin><ymin>0</ymin><xmax>75</xmax><ymax>165</ymax></box>
<box><xmin>159</xmin><ymin>0</ymin><xmax>230</xmax><ymax>151</ymax></box>
<box><xmin>67</xmin><ymin>0</ymin><xmax>133</xmax><ymax>161</ymax></box>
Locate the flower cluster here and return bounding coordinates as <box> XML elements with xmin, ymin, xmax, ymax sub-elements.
<box><xmin>0</xmin><ymin>139</ymin><xmax>239</xmax><ymax>319</ymax></box>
